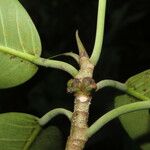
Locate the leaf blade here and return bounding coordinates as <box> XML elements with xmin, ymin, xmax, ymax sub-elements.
<box><xmin>114</xmin><ymin>70</ymin><xmax>150</xmax><ymax>149</ymax></box>
<box><xmin>0</xmin><ymin>113</ymin><xmax>41</xmax><ymax>150</ymax></box>
<box><xmin>0</xmin><ymin>0</ymin><xmax>41</xmax><ymax>88</ymax></box>
<box><xmin>30</xmin><ymin>126</ymin><xmax>63</xmax><ymax>150</ymax></box>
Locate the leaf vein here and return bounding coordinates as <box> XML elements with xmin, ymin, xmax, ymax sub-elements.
<box><xmin>15</xmin><ymin>9</ymin><xmax>26</xmax><ymax>53</ymax></box>
<box><xmin>0</xmin><ymin>123</ymin><xmax>36</xmax><ymax>129</ymax></box>
<box><xmin>0</xmin><ymin>9</ymin><xmax>8</xmax><ymax>46</ymax></box>
<box><xmin>29</xmin><ymin>20</ymin><xmax>36</xmax><ymax>55</ymax></box>
<box><xmin>0</xmin><ymin>138</ymin><xmax>30</xmax><ymax>142</ymax></box>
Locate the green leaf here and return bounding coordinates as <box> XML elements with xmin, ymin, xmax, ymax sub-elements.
<box><xmin>0</xmin><ymin>112</ymin><xmax>63</xmax><ymax>150</ymax></box>
<box><xmin>126</xmin><ymin>69</ymin><xmax>150</xmax><ymax>96</ymax></box>
<box><xmin>0</xmin><ymin>113</ymin><xmax>41</xmax><ymax>150</ymax></box>
<box><xmin>0</xmin><ymin>0</ymin><xmax>41</xmax><ymax>89</ymax></box>
<box><xmin>141</xmin><ymin>143</ymin><xmax>150</xmax><ymax>150</ymax></box>
<box><xmin>115</xmin><ymin>70</ymin><xmax>150</xmax><ymax>149</ymax></box>
<box><xmin>30</xmin><ymin>126</ymin><xmax>63</xmax><ymax>150</ymax></box>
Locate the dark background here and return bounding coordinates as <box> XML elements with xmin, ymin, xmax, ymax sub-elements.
<box><xmin>0</xmin><ymin>0</ymin><xmax>150</xmax><ymax>149</ymax></box>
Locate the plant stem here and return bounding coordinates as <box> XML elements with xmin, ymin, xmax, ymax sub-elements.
<box><xmin>90</xmin><ymin>0</ymin><xmax>107</xmax><ymax>65</ymax></box>
<box><xmin>65</xmin><ymin>95</ymin><xmax>92</xmax><ymax>150</ymax></box>
<box><xmin>33</xmin><ymin>57</ymin><xmax>78</xmax><ymax>77</ymax></box>
<box><xmin>87</xmin><ymin>101</ymin><xmax>150</xmax><ymax>138</ymax></box>
<box><xmin>50</xmin><ymin>52</ymin><xmax>80</xmax><ymax>64</ymax></box>
<box><xmin>65</xmin><ymin>33</ymin><xmax>96</xmax><ymax>150</ymax></box>
<box><xmin>38</xmin><ymin>108</ymin><xmax>72</xmax><ymax>126</ymax></box>
<box><xmin>96</xmin><ymin>79</ymin><xmax>127</xmax><ymax>92</ymax></box>
<box><xmin>96</xmin><ymin>79</ymin><xmax>150</xmax><ymax>101</ymax></box>
<box><xmin>0</xmin><ymin>46</ymin><xmax>78</xmax><ymax>77</ymax></box>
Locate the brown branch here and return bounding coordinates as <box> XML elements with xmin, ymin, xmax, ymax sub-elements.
<box><xmin>65</xmin><ymin>32</ymin><xmax>96</xmax><ymax>150</ymax></box>
<box><xmin>65</xmin><ymin>94</ymin><xmax>91</xmax><ymax>150</ymax></box>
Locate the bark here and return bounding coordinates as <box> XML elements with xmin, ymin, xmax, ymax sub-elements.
<box><xmin>65</xmin><ymin>94</ymin><xmax>91</xmax><ymax>150</ymax></box>
<box><xmin>65</xmin><ymin>31</ymin><xmax>96</xmax><ymax>150</ymax></box>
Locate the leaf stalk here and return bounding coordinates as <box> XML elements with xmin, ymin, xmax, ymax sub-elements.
<box><xmin>38</xmin><ymin>108</ymin><xmax>72</xmax><ymax>126</ymax></box>
<box><xmin>90</xmin><ymin>0</ymin><xmax>107</xmax><ymax>65</ymax></box>
<box><xmin>0</xmin><ymin>46</ymin><xmax>78</xmax><ymax>77</ymax></box>
<box><xmin>88</xmin><ymin>101</ymin><xmax>150</xmax><ymax>138</ymax></box>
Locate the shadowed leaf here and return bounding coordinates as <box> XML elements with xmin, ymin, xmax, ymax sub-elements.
<box><xmin>0</xmin><ymin>113</ymin><xmax>41</xmax><ymax>150</ymax></box>
<box><xmin>115</xmin><ymin>70</ymin><xmax>150</xmax><ymax>150</ymax></box>
<box><xmin>30</xmin><ymin>126</ymin><xmax>63</xmax><ymax>150</ymax></box>
<box><xmin>0</xmin><ymin>112</ymin><xmax>63</xmax><ymax>150</ymax></box>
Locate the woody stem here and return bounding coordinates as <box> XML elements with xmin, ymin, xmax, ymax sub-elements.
<box><xmin>65</xmin><ymin>32</ymin><xmax>96</xmax><ymax>150</ymax></box>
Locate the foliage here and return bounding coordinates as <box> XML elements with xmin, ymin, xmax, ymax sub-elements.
<box><xmin>0</xmin><ymin>113</ymin><xmax>40</xmax><ymax>150</ymax></box>
<box><xmin>115</xmin><ymin>70</ymin><xmax>150</xmax><ymax>150</ymax></box>
<box><xmin>0</xmin><ymin>0</ymin><xmax>150</xmax><ymax>149</ymax></box>
<box><xmin>0</xmin><ymin>113</ymin><xmax>62</xmax><ymax>150</ymax></box>
<box><xmin>0</xmin><ymin>0</ymin><xmax>41</xmax><ymax>89</ymax></box>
